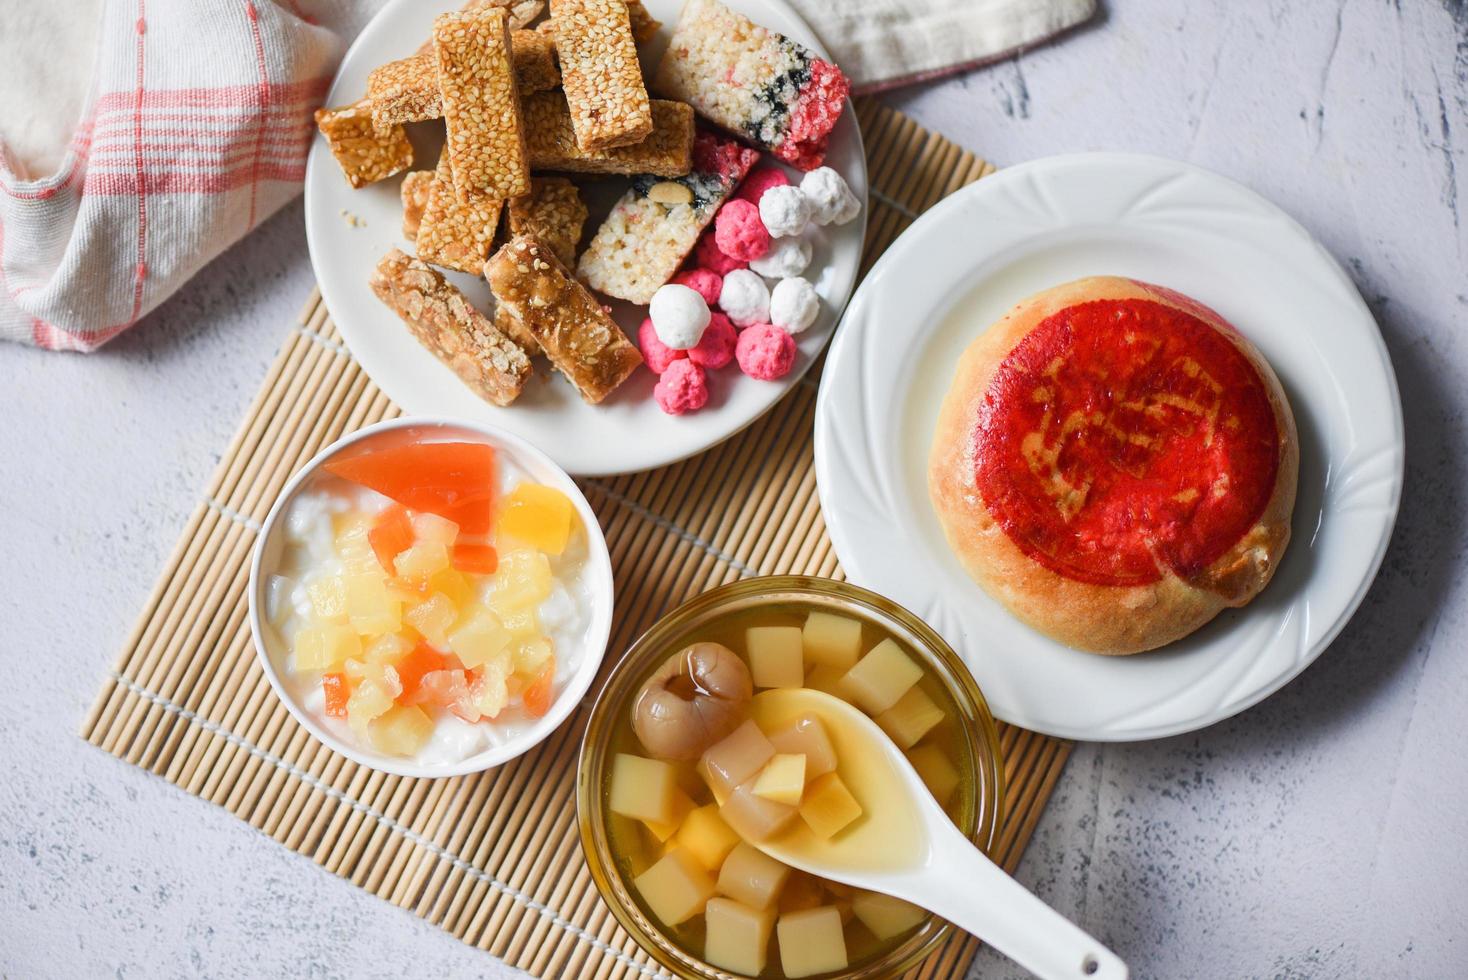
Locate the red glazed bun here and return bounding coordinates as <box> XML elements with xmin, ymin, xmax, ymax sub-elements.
<box><xmin>928</xmin><ymin>277</ymin><xmax>1298</xmax><ymax>655</ymax></box>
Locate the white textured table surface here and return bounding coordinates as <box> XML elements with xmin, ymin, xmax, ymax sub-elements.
<box><xmin>5</xmin><ymin>2</ymin><xmax>1466</xmax><ymax>977</ymax></box>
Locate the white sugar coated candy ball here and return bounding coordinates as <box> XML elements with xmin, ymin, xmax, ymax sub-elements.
<box><xmin>758</xmin><ymin>184</ymin><xmax>812</xmax><ymax>238</ymax></box>
<box><xmin>649</xmin><ymin>283</ymin><xmax>710</xmax><ymax>350</ymax></box>
<box><xmin>748</xmin><ymin>235</ymin><xmax>812</xmax><ymax>279</ymax></box>
<box><xmin>800</xmin><ymin>167</ymin><xmax>861</xmax><ymax>226</ymax></box>
<box><xmin>769</xmin><ymin>277</ymin><xmax>820</xmax><ymax>335</ymax></box>
<box><xmin>718</xmin><ymin>269</ymin><xmax>771</xmax><ymax>327</ymax></box>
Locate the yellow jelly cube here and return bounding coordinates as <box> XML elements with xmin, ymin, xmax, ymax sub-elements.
<box><xmin>491</xmin><ymin>549</ymin><xmax>553</xmax><ymax>612</ymax></box>
<box><xmin>704</xmin><ymin>897</ymin><xmax>775</xmax><ymax>977</ymax></box>
<box><xmin>746</xmin><ymin>626</ymin><xmax>804</xmax><ymax>688</ymax></box>
<box><xmin>720</xmin><ymin>783</ymin><xmax>797</xmax><ymax>843</ymax></box>
<box><xmin>674</xmin><ymin>804</ymin><xmax>741</xmax><ymax>870</ymax></box>
<box><xmin>876</xmin><ymin>685</ymin><xmax>945</xmax><ymax>748</ymax></box>
<box><xmin>752</xmin><ymin>754</ymin><xmax>807</xmax><ymax>807</ymax></box>
<box><xmin>498</xmin><ymin>483</ymin><xmax>577</xmax><ymax>555</ymax></box>
<box><xmin>907</xmin><ymin>745</ymin><xmax>960</xmax><ymax>808</ymax></box>
<box><xmin>448</xmin><ymin>609</ymin><xmax>512</xmax><ymax>669</ymax></box>
<box><xmin>777</xmin><ymin>907</ymin><xmax>847</xmax><ymax>978</ymax></box>
<box><xmin>717</xmin><ymin>842</ymin><xmax>790</xmax><ymax>910</ymax></box>
<box><xmin>344</xmin><ymin>573</ymin><xmax>402</xmax><ymax>635</ymax></box>
<box><xmin>802</xmin><ymin>612</ymin><xmax>863</xmax><ymax>670</ymax></box>
<box><xmin>767</xmin><ymin>715</ymin><xmax>837</xmax><ymax>780</ymax></box>
<box><xmin>513</xmin><ymin>636</ymin><xmax>555</xmax><ymax>676</ymax></box>
<box><xmin>633</xmin><ymin>848</ymin><xmax>715</xmax><ymax>927</ymax></box>
<box><xmin>776</xmin><ymin>872</ymin><xmax>825</xmax><ymax>913</ymax></box>
<box><xmin>393</xmin><ymin>539</ymin><xmax>450</xmax><ymax>588</ymax></box>
<box><xmin>803</xmin><ymin>665</ymin><xmax>847</xmax><ymax>699</ymax></box>
<box><xmin>838</xmin><ymin>639</ymin><xmax>923</xmax><ymax>715</ymax></box>
<box><xmin>362</xmin><ymin>632</ymin><xmax>412</xmax><ymax>665</ymax></box>
<box><xmin>701</xmin><ymin>720</ymin><xmax>775</xmax><ymax>799</ymax></box>
<box><xmin>610</xmin><ymin>753</ymin><xmax>681</xmax><ymax>825</ymax></box>
<box><xmin>799</xmin><ymin>773</ymin><xmax>862</xmax><ymax>840</ymax></box>
<box><xmin>474</xmin><ymin>656</ymin><xmax>511</xmax><ymax>719</ymax></box>
<box><xmin>851</xmin><ymin>891</ymin><xmax>926</xmax><ymax>940</ymax></box>
<box><xmin>368</xmin><ymin>704</ymin><xmax>434</xmax><ymax>756</ymax></box>
<box><xmin>411</xmin><ymin>511</ymin><xmax>458</xmax><ymax>548</ymax></box>
<box><xmin>306</xmin><ymin>575</ymin><xmax>347</xmax><ymax>622</ymax></box>
<box><xmin>643</xmin><ymin>788</ymin><xmax>695</xmax><ymax>843</ymax></box>
<box><xmin>404</xmin><ymin>592</ymin><xmax>457</xmax><ymax>650</ymax></box>
<box><xmin>291</xmin><ymin>625</ymin><xmax>360</xmax><ymax>672</ymax></box>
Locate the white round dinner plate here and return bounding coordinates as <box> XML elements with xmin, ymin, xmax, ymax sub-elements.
<box><xmin>304</xmin><ymin>0</ymin><xmax>866</xmax><ymax>476</ymax></box>
<box><xmin>814</xmin><ymin>153</ymin><xmax>1404</xmax><ymax>741</ymax></box>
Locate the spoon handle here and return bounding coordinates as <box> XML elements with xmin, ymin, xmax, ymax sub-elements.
<box><xmin>910</xmin><ymin>820</ymin><xmax>1128</xmax><ymax>980</ymax></box>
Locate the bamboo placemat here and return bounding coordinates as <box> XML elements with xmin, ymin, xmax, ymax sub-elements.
<box><xmin>82</xmin><ymin>99</ymin><xmax>1072</xmax><ymax>979</ymax></box>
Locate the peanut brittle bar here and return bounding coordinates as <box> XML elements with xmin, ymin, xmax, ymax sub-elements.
<box><xmin>486</xmin><ymin>235</ymin><xmax>643</xmax><ymax>403</ymax></box>
<box><xmin>493</xmin><ymin>304</ymin><xmax>541</xmax><ymax>356</ymax></box>
<box><xmin>372</xmin><ymin>248</ymin><xmax>531</xmax><ymax>406</ymax></box>
<box><xmin>372</xmin><ymin>32</ymin><xmax>559</xmax><ymax>130</ymax></box>
<box><xmin>652</xmin><ymin>0</ymin><xmax>848</xmax><ymax>170</ymax></box>
<box><xmin>547</xmin><ymin>0</ymin><xmax>652</xmax><ymax>152</ymax></box>
<box><xmin>577</xmin><ymin>132</ymin><xmax>758</xmax><ymax>304</ymax></box>
<box><xmin>400</xmin><ymin>170</ymin><xmax>434</xmax><ymax>240</ymax></box>
<box><xmin>434</xmin><ymin>7</ymin><xmax>531</xmax><ymax>201</ymax></box>
<box><xmin>463</xmin><ymin>0</ymin><xmax>544</xmax><ymax>30</ymax></box>
<box><xmin>415</xmin><ymin>153</ymin><xmax>504</xmax><ymax>275</ymax></box>
<box><xmin>314</xmin><ymin>100</ymin><xmax>413</xmax><ymax>188</ymax></box>
<box><xmin>522</xmin><ymin>92</ymin><xmax>692</xmax><ymax>177</ymax></box>
<box><xmin>507</xmin><ymin>177</ymin><xmax>588</xmax><ymax>267</ymax></box>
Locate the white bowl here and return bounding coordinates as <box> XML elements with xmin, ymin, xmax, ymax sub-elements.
<box><xmin>246</xmin><ymin>417</ymin><xmax>614</xmax><ymax>777</ymax></box>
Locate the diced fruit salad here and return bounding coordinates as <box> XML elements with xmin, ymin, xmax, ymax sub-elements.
<box><xmin>604</xmin><ymin>607</ymin><xmax>966</xmax><ymax>977</ymax></box>
<box><xmin>265</xmin><ymin>440</ymin><xmax>593</xmax><ymax>763</ymax></box>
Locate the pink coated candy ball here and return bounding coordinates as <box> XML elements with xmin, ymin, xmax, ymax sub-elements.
<box><xmin>638</xmin><ymin>317</ymin><xmax>686</xmax><ymax>374</ymax></box>
<box><xmin>671</xmin><ymin>268</ymin><xmax>723</xmax><ymax>307</ymax></box>
<box><xmin>735</xmin><ymin>322</ymin><xmax>797</xmax><ymax>381</ymax></box>
<box><xmin>694</xmin><ymin>232</ymin><xmax>747</xmax><ymax>276</ymax></box>
<box><xmin>688</xmin><ymin>312</ymin><xmax>737</xmax><ymax>370</ymax></box>
<box><xmin>654</xmin><ymin>359</ymin><xmax>710</xmax><ymax>415</ymax></box>
<box><xmin>735</xmin><ymin>166</ymin><xmax>791</xmax><ymax>206</ymax></box>
<box><xmin>713</xmin><ymin>199</ymin><xmax>771</xmax><ymax>261</ymax></box>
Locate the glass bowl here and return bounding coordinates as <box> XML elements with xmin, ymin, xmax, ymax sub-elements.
<box><xmin>576</xmin><ymin>576</ymin><xmax>1005</xmax><ymax>979</ymax></box>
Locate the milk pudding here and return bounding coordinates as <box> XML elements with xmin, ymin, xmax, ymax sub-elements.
<box><xmin>263</xmin><ymin>439</ymin><xmax>595</xmax><ymax>764</ymax></box>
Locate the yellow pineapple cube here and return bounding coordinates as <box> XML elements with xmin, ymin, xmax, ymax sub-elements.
<box><xmin>448</xmin><ymin>608</ymin><xmax>512</xmax><ymax>668</ymax></box>
<box><xmin>500</xmin><ymin>606</ymin><xmax>540</xmax><ymax>639</ymax></box>
<box><xmin>838</xmin><ymin>639</ymin><xmax>923</xmax><ymax>714</ymax></box>
<box><xmin>777</xmin><ymin>907</ymin><xmax>847</xmax><ymax>978</ymax></box>
<box><xmin>746</xmin><ymin>626</ymin><xmax>804</xmax><ymax>688</ymax></box>
<box><xmin>368</xmin><ymin>704</ymin><xmax>434</xmax><ymax>756</ymax></box>
<box><xmin>490</xmin><ymin>549</ymin><xmax>553</xmax><ymax>612</ymax></box>
<box><xmin>610</xmin><ymin>753</ymin><xmax>681</xmax><ymax>825</ymax></box>
<box><xmin>393</xmin><ymin>539</ymin><xmax>449</xmax><ymax>586</ymax></box>
<box><xmin>716</xmin><ymin>842</ymin><xmax>790</xmax><ymax>910</ymax></box>
<box><xmin>306</xmin><ymin>575</ymin><xmax>347</xmax><ymax>622</ymax></box>
<box><xmin>345</xmin><ymin>670</ymin><xmax>400</xmax><ymax>734</ymax></box>
<box><xmin>802</xmin><ymin>612</ymin><xmax>863</xmax><ymax>670</ymax></box>
<box><xmin>633</xmin><ymin>848</ymin><xmax>715</xmax><ymax>926</ymax></box>
<box><xmin>362</xmin><ymin>632</ymin><xmax>413</xmax><ymax>665</ymax></box>
<box><xmin>799</xmin><ymin>772</ymin><xmax>862</xmax><ymax>840</ymax></box>
<box><xmin>704</xmin><ymin>897</ymin><xmax>775</xmax><ymax>976</ymax></box>
<box><xmin>424</xmin><ymin>568</ymin><xmax>472</xmax><ymax>607</ymax></box>
<box><xmin>876</xmin><ymin>685</ymin><xmax>945</xmax><ymax>748</ymax></box>
<box><xmin>334</xmin><ymin>517</ymin><xmax>378</xmax><ymax>574</ymax></box>
<box><xmin>498</xmin><ymin>483</ymin><xmax>576</xmax><ymax>555</ymax></box>
<box><xmin>474</xmin><ymin>655</ymin><xmax>511</xmax><ymax>719</ymax></box>
<box><xmin>674</xmin><ymin>804</ymin><xmax>741</xmax><ymax>870</ymax></box>
<box><xmin>513</xmin><ymin>636</ymin><xmax>555</xmax><ymax>675</ymax></box>
<box><xmin>411</xmin><ymin>510</ymin><xmax>458</xmax><ymax>548</ymax></box>
<box><xmin>851</xmin><ymin>891</ymin><xmax>926</xmax><ymax>940</ymax></box>
<box><xmin>291</xmin><ymin>624</ymin><xmax>361</xmax><ymax>672</ymax></box>
<box><xmin>405</xmin><ymin>592</ymin><xmax>458</xmax><ymax>650</ymax></box>
<box><xmin>643</xmin><ymin>788</ymin><xmax>695</xmax><ymax>843</ymax></box>
<box><xmin>752</xmin><ymin>754</ymin><xmax>807</xmax><ymax>806</ymax></box>
<box><xmin>907</xmin><ymin>745</ymin><xmax>960</xmax><ymax>807</ymax></box>
<box><xmin>344</xmin><ymin>572</ymin><xmax>402</xmax><ymax>635</ymax></box>
<box><xmin>767</xmin><ymin>715</ymin><xmax>837</xmax><ymax>780</ymax></box>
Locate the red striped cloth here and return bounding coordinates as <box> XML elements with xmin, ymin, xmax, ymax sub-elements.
<box><xmin>0</xmin><ymin>0</ymin><xmax>342</xmax><ymax>351</ymax></box>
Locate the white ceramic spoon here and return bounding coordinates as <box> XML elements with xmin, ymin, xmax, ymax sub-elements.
<box><xmin>748</xmin><ymin>689</ymin><xmax>1129</xmax><ymax>980</ymax></box>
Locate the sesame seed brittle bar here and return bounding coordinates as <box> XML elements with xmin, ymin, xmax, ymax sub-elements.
<box><xmin>415</xmin><ymin>153</ymin><xmax>504</xmax><ymax>275</ymax></box>
<box><xmin>652</xmin><ymin>0</ymin><xmax>849</xmax><ymax>170</ymax></box>
<box><xmin>507</xmin><ymin>176</ymin><xmax>588</xmax><ymax>268</ymax></box>
<box><xmin>577</xmin><ymin>132</ymin><xmax>759</xmax><ymax>304</ymax></box>
<box><xmin>487</xmin><ymin>235</ymin><xmax>643</xmax><ymax>404</ymax></box>
<box><xmin>434</xmin><ymin>7</ymin><xmax>532</xmax><ymax>201</ymax></box>
<box><xmin>370</xmin><ymin>31</ymin><xmax>559</xmax><ymax>130</ymax></box>
<box><xmin>543</xmin><ymin>1</ymin><xmax>659</xmax><ymax>44</ymax></box>
<box><xmin>547</xmin><ymin>0</ymin><xmax>653</xmax><ymax>153</ymax></box>
<box><xmin>372</xmin><ymin>248</ymin><xmax>531</xmax><ymax>407</ymax></box>
<box><xmin>522</xmin><ymin>91</ymin><xmax>692</xmax><ymax>177</ymax></box>
<box><xmin>314</xmin><ymin>100</ymin><xmax>413</xmax><ymax>189</ymax></box>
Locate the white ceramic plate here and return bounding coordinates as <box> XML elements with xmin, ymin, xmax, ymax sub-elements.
<box><xmin>814</xmin><ymin>153</ymin><xmax>1404</xmax><ymax>741</ymax></box>
<box><xmin>304</xmin><ymin>0</ymin><xmax>866</xmax><ymax>476</ymax></box>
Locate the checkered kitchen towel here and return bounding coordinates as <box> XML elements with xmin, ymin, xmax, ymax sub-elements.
<box><xmin>0</xmin><ymin>0</ymin><xmax>1092</xmax><ymax>351</ymax></box>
